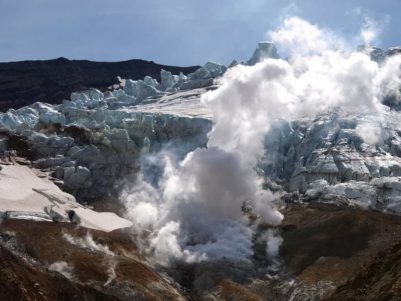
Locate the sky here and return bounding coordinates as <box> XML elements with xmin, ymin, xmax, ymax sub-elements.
<box><xmin>0</xmin><ymin>0</ymin><xmax>400</xmax><ymax>66</ymax></box>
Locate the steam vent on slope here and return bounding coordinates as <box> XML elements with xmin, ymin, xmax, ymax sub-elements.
<box><xmin>2</xmin><ymin>16</ymin><xmax>401</xmax><ymax>301</ymax></box>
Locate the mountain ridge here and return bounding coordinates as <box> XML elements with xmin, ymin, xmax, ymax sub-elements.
<box><xmin>0</xmin><ymin>57</ymin><xmax>199</xmax><ymax>111</ymax></box>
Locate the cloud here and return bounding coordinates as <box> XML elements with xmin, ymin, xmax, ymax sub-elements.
<box><xmin>356</xmin><ymin>120</ymin><xmax>385</xmax><ymax>145</ymax></box>
<box><xmin>348</xmin><ymin>7</ymin><xmax>390</xmax><ymax>47</ymax></box>
<box><xmin>268</xmin><ymin>17</ymin><xmax>346</xmax><ymax>56</ymax></box>
<box><xmin>361</xmin><ymin>16</ymin><xmax>379</xmax><ymax>46</ymax></box>
<box><xmin>123</xmin><ymin>174</ymin><xmax>161</xmax><ymax>231</ymax></box>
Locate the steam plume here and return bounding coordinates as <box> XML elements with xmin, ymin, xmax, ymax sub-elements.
<box><xmin>122</xmin><ymin>16</ymin><xmax>401</xmax><ymax>265</ymax></box>
<box><xmin>48</xmin><ymin>261</ymin><xmax>75</xmax><ymax>280</ymax></box>
<box><xmin>63</xmin><ymin>233</ymin><xmax>115</xmax><ymax>256</ymax></box>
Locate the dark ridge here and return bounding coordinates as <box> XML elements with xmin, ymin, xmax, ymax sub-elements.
<box><xmin>0</xmin><ymin>57</ymin><xmax>200</xmax><ymax>111</ymax></box>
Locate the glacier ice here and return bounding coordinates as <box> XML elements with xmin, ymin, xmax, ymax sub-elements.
<box><xmin>0</xmin><ymin>42</ymin><xmax>401</xmax><ymax>217</ymax></box>
<box><xmin>0</xmin><ymin>66</ymin><xmax>215</xmax><ymax>200</ymax></box>
<box><xmin>247</xmin><ymin>42</ymin><xmax>280</xmax><ymax>66</ymax></box>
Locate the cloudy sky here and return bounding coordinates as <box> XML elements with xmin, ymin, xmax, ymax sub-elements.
<box><xmin>0</xmin><ymin>0</ymin><xmax>399</xmax><ymax>65</ymax></box>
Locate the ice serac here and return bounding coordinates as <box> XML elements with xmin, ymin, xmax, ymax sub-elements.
<box><xmin>262</xmin><ymin>108</ymin><xmax>401</xmax><ymax>213</ymax></box>
<box><xmin>386</xmin><ymin>47</ymin><xmax>401</xmax><ymax>57</ymax></box>
<box><xmin>0</xmin><ymin>66</ymin><xmax>215</xmax><ymax>200</ymax></box>
<box><xmin>121</xmin><ymin>61</ymin><xmax>226</xmax><ymax>97</ymax></box>
<box><xmin>358</xmin><ymin>45</ymin><xmax>386</xmax><ymax>63</ymax></box>
<box><xmin>173</xmin><ymin>62</ymin><xmax>227</xmax><ymax>90</ymax></box>
<box><xmin>160</xmin><ymin>69</ymin><xmax>177</xmax><ymax>91</ymax></box>
<box><xmin>246</xmin><ymin>42</ymin><xmax>280</xmax><ymax>66</ymax></box>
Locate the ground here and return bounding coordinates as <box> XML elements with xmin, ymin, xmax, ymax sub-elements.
<box><xmin>3</xmin><ymin>202</ymin><xmax>401</xmax><ymax>300</ymax></box>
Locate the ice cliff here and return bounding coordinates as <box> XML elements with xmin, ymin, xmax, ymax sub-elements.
<box><xmin>0</xmin><ymin>62</ymin><xmax>222</xmax><ymax>200</ymax></box>
<box><xmin>263</xmin><ymin>110</ymin><xmax>401</xmax><ymax>213</ymax></box>
<box><xmin>0</xmin><ymin>43</ymin><xmax>401</xmax><ymax>217</ymax></box>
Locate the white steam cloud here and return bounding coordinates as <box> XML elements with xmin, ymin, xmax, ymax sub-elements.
<box><xmin>361</xmin><ymin>16</ymin><xmax>379</xmax><ymax>46</ymax></box>
<box><xmin>104</xmin><ymin>259</ymin><xmax>117</xmax><ymax>286</ymax></box>
<box><xmin>351</xmin><ymin>8</ymin><xmax>389</xmax><ymax>47</ymax></box>
<box><xmin>48</xmin><ymin>261</ymin><xmax>75</xmax><ymax>280</ymax></box>
<box><xmin>122</xmin><ymin>16</ymin><xmax>401</xmax><ymax>265</ymax></box>
<box><xmin>63</xmin><ymin>233</ymin><xmax>115</xmax><ymax>256</ymax></box>
<box><xmin>269</xmin><ymin>16</ymin><xmax>346</xmax><ymax>56</ymax></box>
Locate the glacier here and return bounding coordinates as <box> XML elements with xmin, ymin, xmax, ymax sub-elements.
<box><xmin>0</xmin><ymin>42</ymin><xmax>401</xmax><ymax>218</ymax></box>
<box><xmin>0</xmin><ymin>65</ymin><xmax>216</xmax><ymax>200</ymax></box>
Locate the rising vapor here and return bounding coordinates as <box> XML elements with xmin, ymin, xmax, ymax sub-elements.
<box><xmin>122</xmin><ymin>16</ymin><xmax>401</xmax><ymax>265</ymax></box>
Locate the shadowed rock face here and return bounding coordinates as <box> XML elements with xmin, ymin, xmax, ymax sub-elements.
<box><xmin>328</xmin><ymin>242</ymin><xmax>401</xmax><ymax>301</ymax></box>
<box><xmin>0</xmin><ymin>58</ymin><xmax>199</xmax><ymax>111</ymax></box>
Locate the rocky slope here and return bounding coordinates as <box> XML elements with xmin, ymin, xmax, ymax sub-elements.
<box><xmin>0</xmin><ymin>57</ymin><xmax>199</xmax><ymax>111</ymax></box>
<box><xmin>3</xmin><ymin>203</ymin><xmax>401</xmax><ymax>300</ymax></box>
<box><xmin>0</xmin><ymin>220</ymin><xmax>185</xmax><ymax>301</ymax></box>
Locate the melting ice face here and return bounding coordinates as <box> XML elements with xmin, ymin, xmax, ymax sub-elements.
<box><xmin>122</xmin><ymin>16</ymin><xmax>401</xmax><ymax>265</ymax></box>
